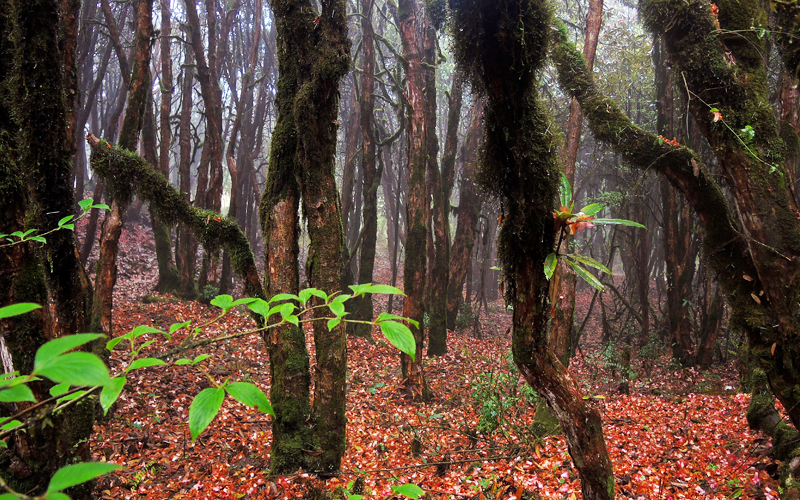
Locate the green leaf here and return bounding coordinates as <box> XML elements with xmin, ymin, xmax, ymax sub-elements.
<box><xmin>78</xmin><ymin>198</ymin><xmax>94</xmax><ymax>212</ymax></box>
<box><xmin>359</xmin><ymin>284</ymin><xmax>405</xmax><ymax>296</ymax></box>
<box><xmin>579</xmin><ymin>203</ymin><xmax>603</xmax><ymax>217</ymax></box>
<box><xmin>56</xmin><ymin>390</ymin><xmax>87</xmax><ymax>403</ymax></box>
<box><xmin>278</xmin><ymin>302</ymin><xmax>296</xmax><ymax>320</ymax></box>
<box><xmin>49</xmin><ymin>383</ymin><xmax>70</xmax><ymax>397</ymax></box>
<box><xmin>329</xmin><ymin>301</ymin><xmax>346</xmax><ymax>318</ymax></box>
<box><xmin>174</xmin><ymin>359</ymin><xmax>192</xmax><ymax>365</ymax></box>
<box><xmin>225</xmin><ymin>382</ymin><xmax>274</xmax><ymax>417</ymax></box>
<box><xmin>348</xmin><ymin>283</ymin><xmax>371</xmax><ymax>296</ymax></box>
<box><xmin>189</xmin><ymin>387</ymin><xmax>225</xmax><ymax>441</ymax></box>
<box><xmin>247</xmin><ymin>298</ymin><xmax>271</xmax><ymax>319</ymax></box>
<box><xmin>298</xmin><ymin>288</ymin><xmax>315</xmax><ymax>304</ymax></box>
<box><xmin>34</xmin><ymin>333</ymin><xmax>105</xmax><ymax>368</ymax></box>
<box><xmin>0</xmin><ymin>303</ymin><xmax>41</xmax><ymax>319</ymax></box>
<box><xmin>29</xmin><ymin>236</ymin><xmax>48</xmax><ymax>243</ymax></box>
<box><xmin>92</xmin><ymin>203</ymin><xmax>110</xmax><ymax>210</ymax></box>
<box><xmin>330</xmin><ymin>294</ymin><xmax>351</xmax><ymax>305</ymax></box>
<box><xmin>36</xmin><ymin>352</ymin><xmax>111</xmax><ymax>387</ymax></box>
<box><xmin>379</xmin><ymin>321</ymin><xmax>416</xmax><ymax>361</ymax></box>
<box><xmin>563</xmin><ymin>253</ymin><xmax>611</xmax><ymax>275</ymax></box>
<box><xmin>0</xmin><ymin>420</ymin><xmax>22</xmax><ymax>431</ymax></box>
<box><xmin>391</xmin><ymin>484</ymin><xmax>425</xmax><ymax>499</ymax></box>
<box><xmin>129</xmin><ymin>325</ymin><xmax>163</xmax><ymax>339</ymax></box>
<box><xmin>210</xmin><ymin>294</ymin><xmax>234</xmax><ymax>311</ymax></box>
<box><xmin>58</xmin><ymin>215</ymin><xmax>74</xmax><ymax>227</ymax></box>
<box><xmin>565</xmin><ymin>260</ymin><xmax>605</xmax><ymax>292</ymax></box>
<box><xmin>308</xmin><ymin>289</ymin><xmax>329</xmax><ymax>302</ymax></box>
<box><xmin>106</xmin><ymin>336</ymin><xmax>126</xmax><ymax>351</ymax></box>
<box><xmin>127</xmin><ymin>358</ymin><xmax>167</xmax><ymax>372</ymax></box>
<box><xmin>0</xmin><ymin>494</ymin><xmax>19</xmax><ymax>500</ymax></box>
<box><xmin>100</xmin><ymin>377</ymin><xmax>126</xmax><ymax>415</ymax></box>
<box><xmin>559</xmin><ymin>172</ymin><xmax>572</xmax><ymax>208</ymax></box>
<box><xmin>375</xmin><ymin>312</ymin><xmax>419</xmax><ymax>329</ymax></box>
<box><xmin>285</xmin><ymin>315</ymin><xmax>299</xmax><ymax>327</ymax></box>
<box><xmin>43</xmin><ymin>493</ymin><xmax>71</xmax><ymax>500</ymax></box>
<box><xmin>170</xmin><ymin>321</ymin><xmax>191</xmax><ymax>334</ymax></box>
<box><xmin>0</xmin><ymin>384</ymin><xmax>36</xmax><ymax>403</ymax></box>
<box><xmin>591</xmin><ymin>218</ymin><xmax>646</xmax><ymax>229</ymax></box>
<box><xmin>232</xmin><ymin>297</ymin><xmax>257</xmax><ymax>308</ymax></box>
<box><xmin>45</xmin><ymin>462</ymin><xmax>122</xmax><ymax>494</ymax></box>
<box><xmin>193</xmin><ymin>354</ymin><xmax>211</xmax><ymax>365</ymax></box>
<box><xmin>544</xmin><ymin>253</ymin><xmax>557</xmax><ymax>281</ymax></box>
<box><xmin>327</xmin><ymin>318</ymin><xmax>342</xmax><ymax>330</ymax></box>
<box><xmin>268</xmin><ymin>293</ymin><xmax>300</xmax><ymax>304</ymax></box>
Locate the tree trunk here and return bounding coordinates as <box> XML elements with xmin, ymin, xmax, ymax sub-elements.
<box><xmin>348</xmin><ymin>0</ymin><xmax>380</xmax><ymax>338</ymax></box>
<box><xmin>549</xmin><ymin>0</ymin><xmax>603</xmax><ymax>367</ymax></box>
<box><xmin>450</xmin><ymin>1</ymin><xmax>616</xmax><ymax>497</ymax></box>
<box><xmin>151</xmin><ymin>0</ymin><xmax>180</xmax><ymax>294</ymax></box>
<box><xmin>176</xmin><ymin>33</ymin><xmax>197</xmax><ymax>299</ymax></box>
<box><xmin>92</xmin><ymin>0</ymin><xmax>154</xmax><ymax>336</ymax></box>
<box><xmin>259</xmin><ymin>7</ymin><xmax>310</xmax><ymax>471</ymax></box>
<box><xmin>0</xmin><ymin>0</ymin><xmax>95</xmax><ymax>493</ymax></box>
<box><xmin>267</xmin><ymin>0</ymin><xmax>351</xmax><ymax>474</ymax></box>
<box><xmin>446</xmin><ymin>101</ymin><xmax>483</xmax><ymax>329</ymax></box>
<box><xmin>398</xmin><ymin>0</ymin><xmax>430</xmax><ymax>401</ymax></box>
<box><xmin>425</xmin><ymin>19</ymin><xmax>449</xmax><ymax>357</ymax></box>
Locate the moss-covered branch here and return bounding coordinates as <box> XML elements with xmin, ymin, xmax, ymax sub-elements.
<box><xmin>86</xmin><ymin>134</ymin><xmax>264</xmax><ymax>300</ymax></box>
<box><xmin>551</xmin><ymin>25</ymin><xmax>769</xmax><ymax>340</ymax></box>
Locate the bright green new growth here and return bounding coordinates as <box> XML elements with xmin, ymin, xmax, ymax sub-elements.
<box><xmin>546</xmin><ymin>172</ymin><xmax>645</xmax><ymax>292</ymax></box>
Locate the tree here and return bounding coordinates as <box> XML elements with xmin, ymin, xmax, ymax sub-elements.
<box><xmin>264</xmin><ymin>0</ymin><xmax>351</xmax><ymax>474</ymax></box>
<box><xmin>0</xmin><ymin>0</ymin><xmax>94</xmax><ymax>493</ymax></box>
<box><xmin>550</xmin><ymin>0</ymin><xmax>800</xmax><ymax>490</ymax></box>
<box><xmin>448</xmin><ymin>0</ymin><xmax>615</xmax><ymax>497</ymax></box>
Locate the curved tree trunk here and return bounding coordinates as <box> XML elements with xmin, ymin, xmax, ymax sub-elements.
<box><xmin>450</xmin><ymin>1</ymin><xmax>615</xmax><ymax>497</ymax></box>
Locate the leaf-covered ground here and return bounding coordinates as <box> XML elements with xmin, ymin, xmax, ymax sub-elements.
<box><xmin>85</xmin><ymin>220</ymin><xmax>781</xmax><ymax>499</ymax></box>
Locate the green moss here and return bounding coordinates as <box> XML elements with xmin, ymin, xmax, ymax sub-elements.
<box><xmin>88</xmin><ymin>140</ymin><xmax>264</xmax><ymax>300</ymax></box>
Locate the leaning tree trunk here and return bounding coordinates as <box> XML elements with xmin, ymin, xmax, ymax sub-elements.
<box><xmin>449</xmin><ymin>1</ymin><xmax>616</xmax><ymax>498</ymax></box>
<box><xmin>92</xmin><ymin>0</ymin><xmax>154</xmax><ymax>336</ymax></box>
<box><xmin>398</xmin><ymin>0</ymin><xmax>430</xmax><ymax>401</ymax></box>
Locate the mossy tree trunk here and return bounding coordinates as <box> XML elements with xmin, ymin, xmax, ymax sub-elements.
<box><xmin>446</xmin><ymin>101</ymin><xmax>484</xmax><ymax>329</ymax></box>
<box><xmin>348</xmin><ymin>0</ymin><xmax>380</xmax><ymax>339</ymax></box>
<box><xmin>266</xmin><ymin>0</ymin><xmax>351</xmax><ymax>475</ymax></box>
<box><xmin>398</xmin><ymin>0</ymin><xmax>430</xmax><ymax>401</ymax></box>
<box><xmin>0</xmin><ymin>0</ymin><xmax>95</xmax><ymax>494</ymax></box>
<box><xmin>551</xmin><ymin>0</ymin><xmax>800</xmax><ymax>491</ymax></box>
<box><xmin>258</xmin><ymin>0</ymin><xmax>314</xmax><ymax>474</ymax></box>
<box><xmin>425</xmin><ymin>19</ymin><xmax>450</xmax><ymax>357</ymax></box>
<box><xmin>449</xmin><ymin>1</ymin><xmax>615</xmax><ymax>498</ymax></box>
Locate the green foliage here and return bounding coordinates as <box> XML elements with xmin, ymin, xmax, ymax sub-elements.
<box><xmin>469</xmin><ymin>353</ymin><xmax>538</xmax><ymax>435</ymax></box>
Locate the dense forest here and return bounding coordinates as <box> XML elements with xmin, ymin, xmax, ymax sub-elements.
<box><xmin>2</xmin><ymin>0</ymin><xmax>800</xmax><ymax>498</ymax></box>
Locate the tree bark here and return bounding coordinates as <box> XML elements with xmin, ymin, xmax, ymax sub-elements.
<box><xmin>424</xmin><ymin>20</ymin><xmax>449</xmax><ymax>357</ymax></box>
<box><xmin>450</xmin><ymin>1</ymin><xmax>616</xmax><ymax>497</ymax></box>
<box><xmin>348</xmin><ymin>0</ymin><xmax>380</xmax><ymax>338</ymax></box>
<box><xmin>398</xmin><ymin>0</ymin><xmax>430</xmax><ymax>401</ymax></box>
<box><xmin>446</xmin><ymin>101</ymin><xmax>483</xmax><ymax>329</ymax></box>
<box><xmin>176</xmin><ymin>31</ymin><xmax>197</xmax><ymax>299</ymax></box>
<box><xmin>92</xmin><ymin>0</ymin><xmax>154</xmax><ymax>336</ymax></box>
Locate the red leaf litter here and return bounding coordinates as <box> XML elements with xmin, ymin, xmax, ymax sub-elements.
<box><xmin>85</xmin><ymin>220</ymin><xmax>781</xmax><ymax>499</ymax></box>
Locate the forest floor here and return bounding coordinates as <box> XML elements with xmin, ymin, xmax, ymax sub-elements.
<box><xmin>85</xmin><ymin>219</ymin><xmax>781</xmax><ymax>500</ymax></box>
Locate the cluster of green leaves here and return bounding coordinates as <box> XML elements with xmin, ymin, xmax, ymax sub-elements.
<box><xmin>0</xmin><ymin>198</ymin><xmax>108</xmax><ymax>249</ymax></box>
<box><xmin>0</xmin><ymin>283</ymin><xmax>417</xmax><ymax>498</ymax></box>
<box><xmin>545</xmin><ymin>173</ymin><xmax>645</xmax><ymax>292</ymax></box>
